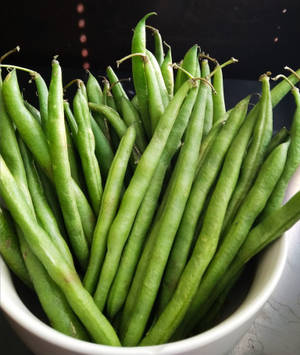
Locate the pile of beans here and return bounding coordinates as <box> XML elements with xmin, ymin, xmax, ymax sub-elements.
<box><xmin>1</xmin><ymin>12</ymin><xmax>300</xmax><ymax>346</ymax></box>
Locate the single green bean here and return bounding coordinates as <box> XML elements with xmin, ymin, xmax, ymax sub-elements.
<box><xmin>32</xmin><ymin>72</ymin><xmax>49</xmax><ymax>129</ymax></box>
<box><xmin>106</xmin><ymin>65</ymin><xmax>129</xmax><ymax>112</ymax></box>
<box><xmin>86</xmin><ymin>71</ymin><xmax>110</xmax><ymax>139</ymax></box>
<box><xmin>146</xmin><ymin>49</ymin><xmax>169</xmax><ymax>108</ymax></box>
<box><xmin>174</xmin><ymin>44</ymin><xmax>199</xmax><ymax>93</ymax></box>
<box><xmin>88</xmin><ymin>102</ymin><xmax>127</xmax><ymax>139</ymax></box>
<box><xmin>131</xmin><ymin>12</ymin><xmax>156</xmax><ymax>137</ymax></box>
<box><xmin>265</xmin><ymin>127</ymin><xmax>289</xmax><ymax>157</ymax></box>
<box><xmin>84</xmin><ymin>126</ymin><xmax>136</xmax><ymax>294</ymax></box>
<box><xmin>201</xmin><ymin>59</ymin><xmax>214</xmax><ymax>136</ymax></box>
<box><xmin>161</xmin><ymin>43</ymin><xmax>174</xmax><ymax>100</ymax></box>
<box><xmin>93</xmin><ymin>79</ymin><xmax>194</xmax><ymax>312</ymax></box>
<box><xmin>147</xmin><ymin>25</ymin><xmax>164</xmax><ymax>66</ymax></box>
<box><xmin>47</xmin><ymin>60</ymin><xmax>89</xmax><ymax>269</ymax></box>
<box><xmin>0</xmin><ymin>81</ymin><xmax>29</xmax><ymax>201</ymax></box>
<box><xmin>24</xmin><ymin>101</ymin><xmax>41</xmax><ymax>124</ymax></box>
<box><xmin>212</xmin><ymin>63</ymin><xmax>226</xmax><ymax>123</ymax></box>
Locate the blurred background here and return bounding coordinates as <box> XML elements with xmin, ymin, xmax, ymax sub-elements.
<box><xmin>0</xmin><ymin>0</ymin><xmax>299</xmax><ymax>80</ymax></box>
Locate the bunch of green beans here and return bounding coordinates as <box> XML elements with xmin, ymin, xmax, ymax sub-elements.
<box><xmin>0</xmin><ymin>13</ymin><xmax>300</xmax><ymax>348</ymax></box>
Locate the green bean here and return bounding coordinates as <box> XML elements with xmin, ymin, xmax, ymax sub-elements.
<box><xmin>121</xmin><ymin>76</ymin><xmax>209</xmax><ymax>346</ymax></box>
<box><xmin>64</xmin><ymin>100</ymin><xmax>78</xmax><ymax>136</ymax></box>
<box><xmin>174</xmin><ymin>140</ymin><xmax>289</xmax><ymax>340</ymax></box>
<box><xmin>131</xmin><ymin>94</ymin><xmax>140</xmax><ymax>112</ymax></box>
<box><xmin>93</xmin><ymin>79</ymin><xmax>194</xmax><ymax>312</ymax></box>
<box><xmin>262</xmin><ymin>81</ymin><xmax>300</xmax><ymax>216</ymax></box>
<box><xmin>73</xmin><ymin>83</ymin><xmax>102</xmax><ymax>213</ymax></box>
<box><xmin>37</xmin><ymin>167</ymin><xmax>67</xmax><ymax>239</ymax></box>
<box><xmin>158</xmin><ymin>95</ymin><xmax>253</xmax><ymax>315</ymax></box>
<box><xmin>271</xmin><ymin>68</ymin><xmax>300</xmax><ymax>107</ymax></box>
<box><xmin>265</xmin><ymin>126</ymin><xmax>289</xmax><ymax>157</ymax></box>
<box><xmin>19</xmin><ymin>139</ymin><xmax>73</xmax><ymax>266</ymax></box>
<box><xmin>88</xmin><ymin>102</ymin><xmax>127</xmax><ymax>139</ymax></box>
<box><xmin>106</xmin><ymin>65</ymin><xmax>129</xmax><ymax>112</ymax></box>
<box><xmin>86</xmin><ymin>71</ymin><xmax>108</xmax><ymax>136</ymax></box>
<box><xmin>142</xmin><ymin>53</ymin><xmax>165</xmax><ymax>132</ymax></box>
<box><xmin>90</xmin><ymin>115</ymin><xmax>115</xmax><ymax>179</ymax></box>
<box><xmin>201</xmin><ymin>59</ymin><xmax>214</xmax><ymax>136</ymax></box>
<box><xmin>196</xmin><ymin>118</ymin><xmax>226</xmax><ymax>173</ymax></box>
<box><xmin>0</xmin><ymin>207</ymin><xmax>31</xmax><ymax>287</ymax></box>
<box><xmin>0</xmin><ymin>80</ymin><xmax>29</xmax><ymax>201</ymax></box>
<box><xmin>84</xmin><ymin>126</ymin><xmax>136</xmax><ymax>294</ymax></box>
<box><xmin>32</xmin><ymin>72</ymin><xmax>49</xmax><ymax>129</ymax></box>
<box><xmin>222</xmin><ymin>75</ymin><xmax>273</xmax><ymax>234</ymax></box>
<box><xmin>117</xmin><ymin>52</ymin><xmax>165</xmax><ymax>133</ymax></box>
<box><xmin>131</xmin><ymin>12</ymin><xmax>157</xmax><ymax>137</ymax></box>
<box><xmin>19</xmin><ymin>236</ymin><xmax>89</xmax><ymax>340</ymax></box>
<box><xmin>141</xmin><ymin>133</ymin><xmax>289</xmax><ymax>347</ymax></box>
<box><xmin>24</xmin><ymin>101</ymin><xmax>41</xmax><ymax>124</ymax></box>
<box><xmin>2</xmin><ymin>70</ymin><xmax>52</xmax><ymax>177</ymax></box>
<box><xmin>212</xmin><ymin>63</ymin><xmax>226</xmax><ymax>123</ymax></box>
<box><xmin>184</xmin><ymin>185</ymin><xmax>300</xmax><ymax>337</ymax></box>
<box><xmin>174</xmin><ymin>44</ymin><xmax>199</xmax><ymax>93</ymax></box>
<box><xmin>161</xmin><ymin>43</ymin><xmax>174</xmax><ymax>100</ymax></box>
<box><xmin>120</xmin><ymin>96</ymin><xmax>147</xmax><ymax>151</ymax></box>
<box><xmin>0</xmin><ymin>156</ymin><xmax>120</xmax><ymax>345</ymax></box>
<box><xmin>107</xmin><ymin>77</ymin><xmax>200</xmax><ymax>319</ymax></box>
<box><xmin>3</xmin><ymin>70</ymin><xmax>96</xmax><ymax>244</ymax></box>
<box><xmin>146</xmin><ymin>49</ymin><xmax>169</xmax><ymax>108</ymax></box>
<box><xmin>47</xmin><ymin>60</ymin><xmax>89</xmax><ymax>269</ymax></box>
<box><xmin>146</xmin><ymin>25</ymin><xmax>164</xmax><ymax>66</ymax></box>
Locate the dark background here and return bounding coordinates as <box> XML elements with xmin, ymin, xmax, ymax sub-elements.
<box><xmin>0</xmin><ymin>0</ymin><xmax>299</xmax><ymax>81</ymax></box>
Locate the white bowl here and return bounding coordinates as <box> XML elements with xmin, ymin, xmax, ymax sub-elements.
<box><xmin>2</xmin><ymin>167</ymin><xmax>300</xmax><ymax>355</ymax></box>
